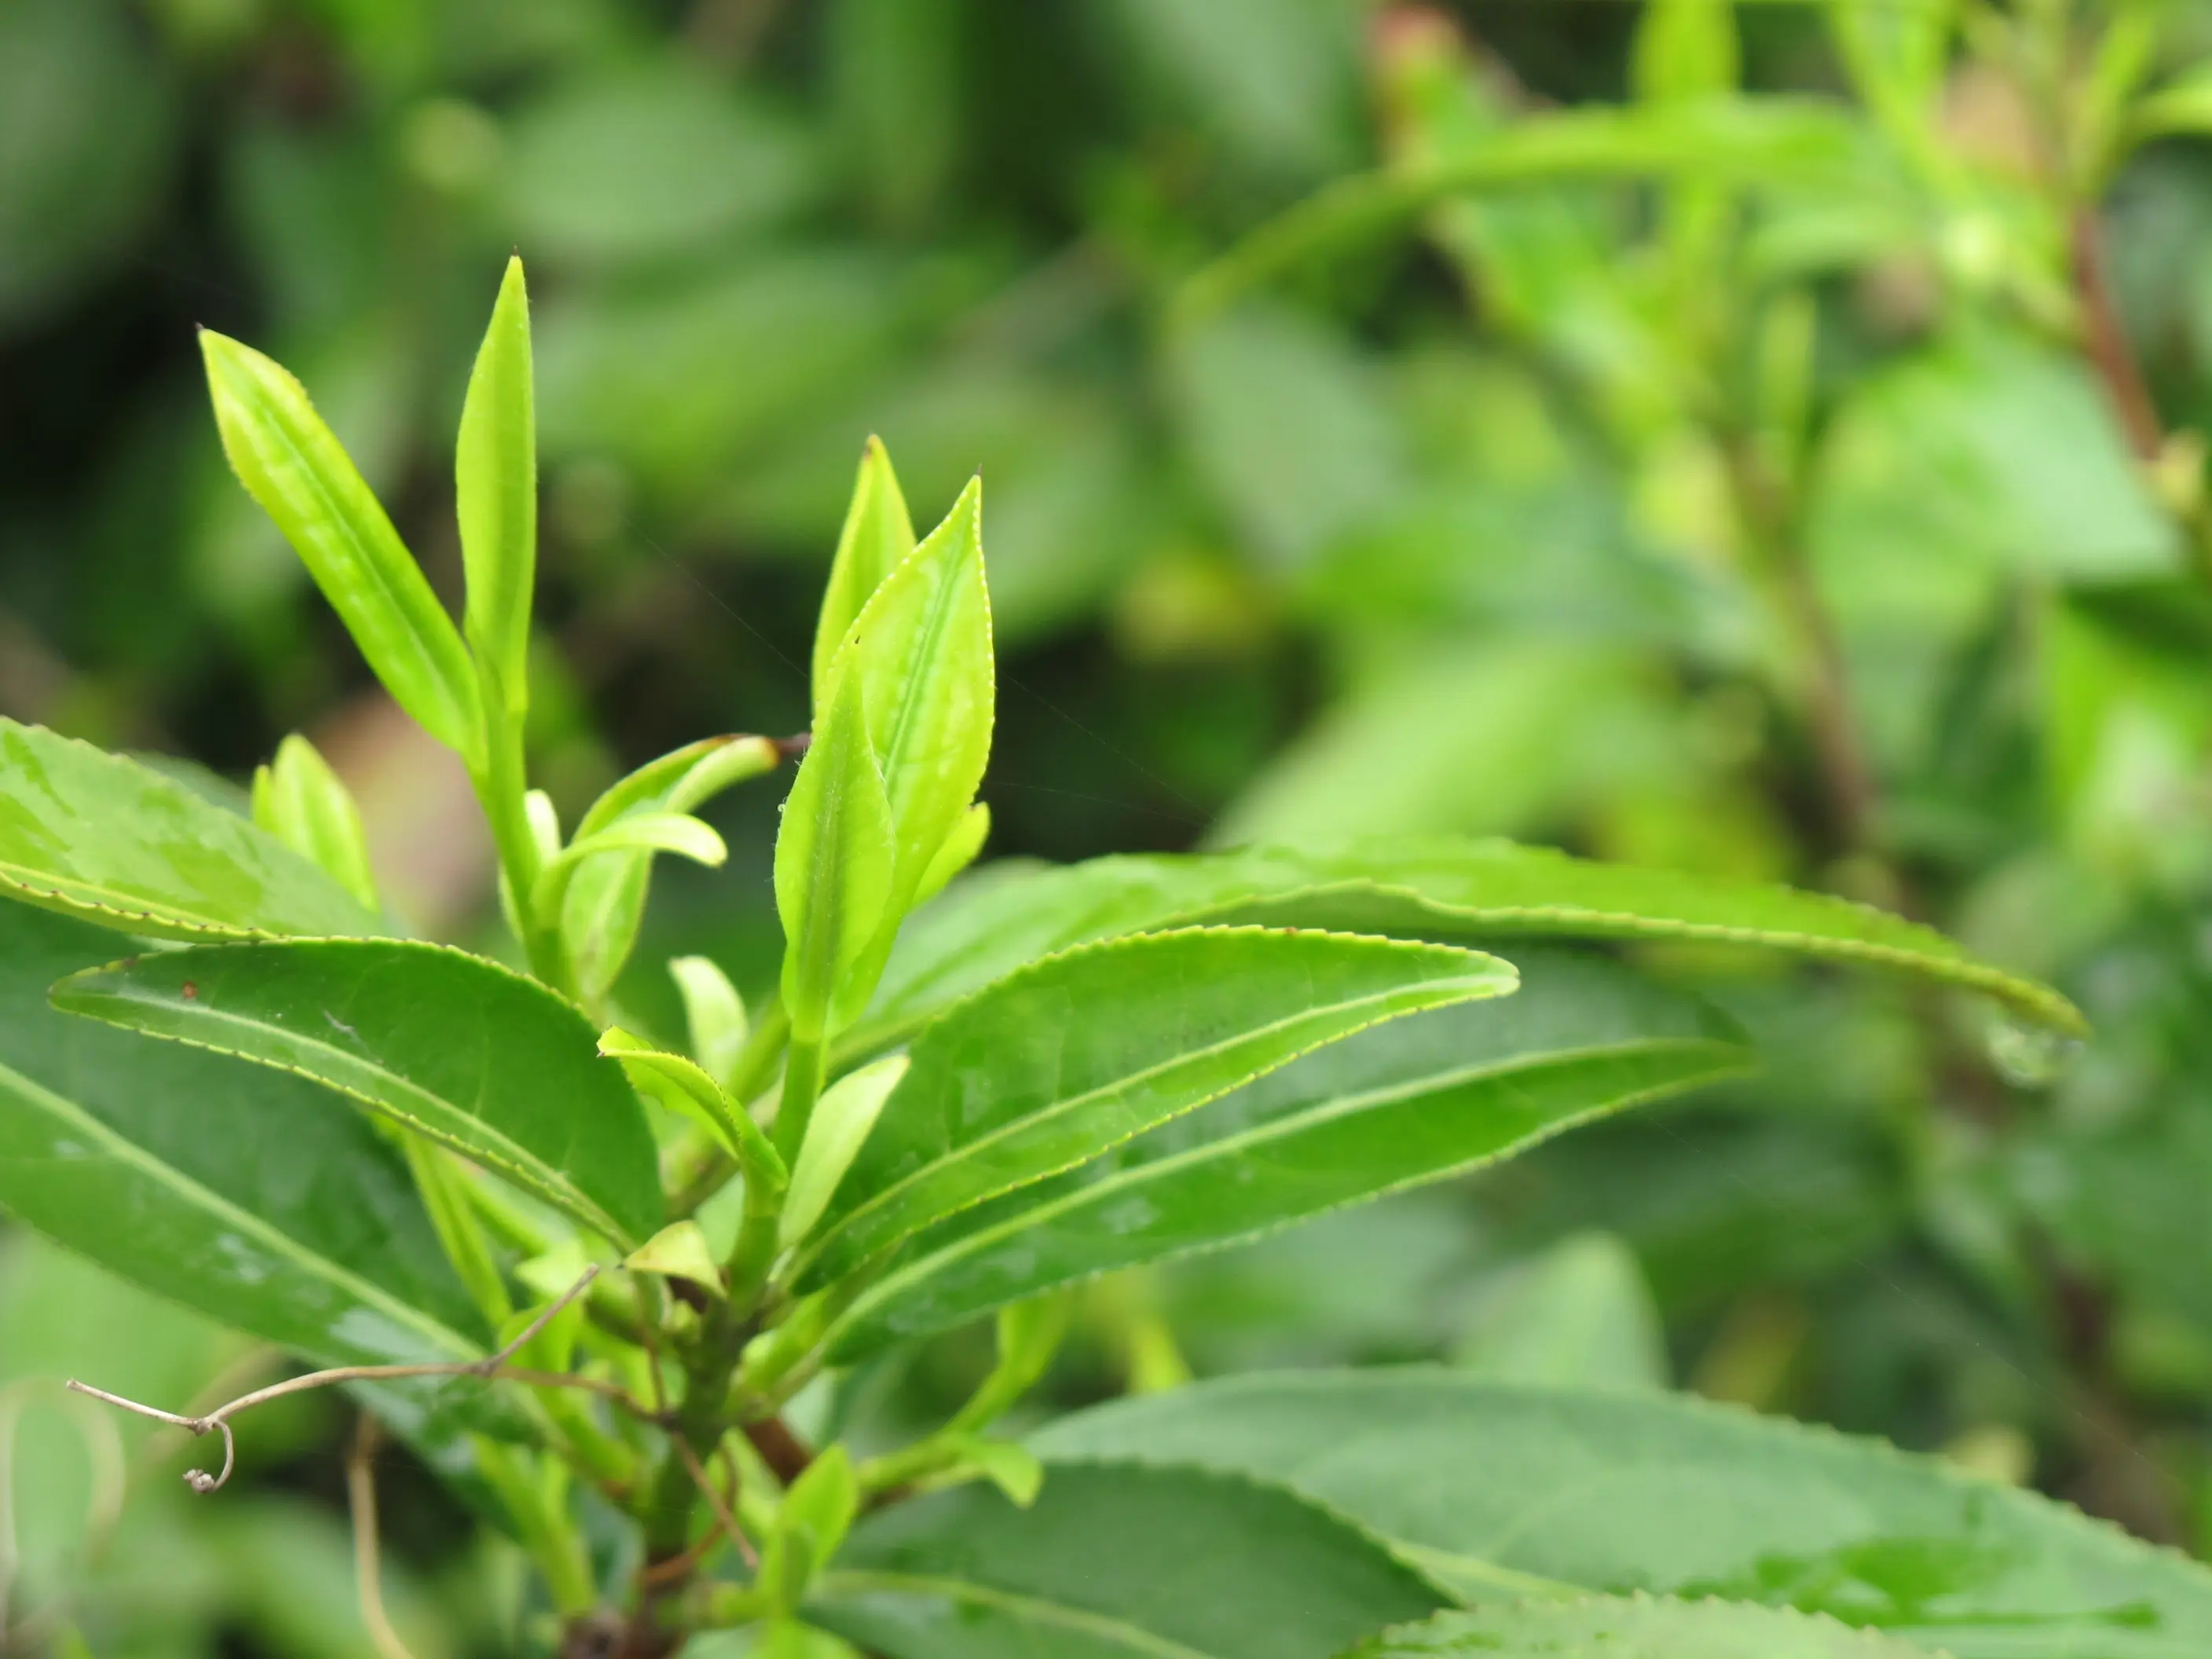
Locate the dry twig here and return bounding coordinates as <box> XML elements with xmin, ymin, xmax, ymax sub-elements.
<box><xmin>346</xmin><ymin>1414</ymin><xmax>419</xmax><ymax>1659</ymax></box>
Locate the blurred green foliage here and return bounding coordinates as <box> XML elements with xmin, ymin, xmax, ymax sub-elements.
<box><xmin>13</xmin><ymin>0</ymin><xmax>2212</xmax><ymax>1651</ymax></box>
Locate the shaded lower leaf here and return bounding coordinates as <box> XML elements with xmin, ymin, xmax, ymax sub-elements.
<box><xmin>1352</xmin><ymin>1595</ymin><xmax>1936</xmax><ymax>1657</ymax></box>
<box><xmin>0</xmin><ymin>901</ymin><xmax>483</xmax><ymax>1380</ymax></box>
<box><xmin>1031</xmin><ymin>1372</ymin><xmax>2212</xmax><ymax>1658</ymax></box>
<box><xmin>857</xmin><ymin>839</ymin><xmax>2082</xmax><ymax>1051</ymax></box>
<box><xmin>53</xmin><ymin>939</ymin><xmax>662</xmax><ymax>1248</ymax></box>
<box><xmin>811</xmin><ymin>1462</ymin><xmax>1444</xmax><ymax>1659</ymax></box>
<box><xmin>795</xmin><ymin>927</ymin><xmax>1516</xmax><ymax>1293</ymax></box>
<box><xmin>827</xmin><ymin>954</ymin><xmax>1741</xmax><ymax>1357</ymax></box>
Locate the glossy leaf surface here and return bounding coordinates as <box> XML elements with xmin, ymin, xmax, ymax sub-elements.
<box><xmin>777</xmin><ymin>662</ymin><xmax>895</xmax><ymax>1042</ymax></box>
<box><xmin>0</xmin><ymin>721</ymin><xmax>382</xmax><ymax>942</ymax></box>
<box><xmin>456</xmin><ymin>255</ymin><xmax>537</xmax><ymax>712</ymax></box>
<box><xmin>814</xmin><ymin>435</ymin><xmax>917</xmax><ymax>704</ymax></box>
<box><xmin>830</xmin><ymin>475</ymin><xmax>992</xmax><ymax>1007</ymax></box>
<box><xmin>55</xmin><ymin>940</ymin><xmax>663</xmax><ymax>1248</ymax></box>
<box><xmin>1356</xmin><ymin>1596</ymin><xmax>1934</xmax><ymax>1657</ymax></box>
<box><xmin>0</xmin><ymin>901</ymin><xmax>482</xmax><ymax>1378</ymax></box>
<box><xmin>812</xmin><ymin>1462</ymin><xmax>1442</xmax><ymax>1659</ymax></box>
<box><xmin>859</xmin><ymin>840</ymin><xmax>2083</xmax><ymax>1048</ymax></box>
<box><xmin>200</xmin><ymin>330</ymin><xmax>478</xmax><ymax>755</ymax></box>
<box><xmin>1032</xmin><ymin>1373</ymin><xmax>2212</xmax><ymax>1657</ymax></box>
<box><xmin>828</xmin><ymin>954</ymin><xmax>1742</xmax><ymax>1357</ymax></box>
<box><xmin>782</xmin><ymin>1053</ymin><xmax>908</xmax><ymax>1251</ymax></box>
<box><xmin>797</xmin><ymin>927</ymin><xmax>1517</xmax><ymax>1291</ymax></box>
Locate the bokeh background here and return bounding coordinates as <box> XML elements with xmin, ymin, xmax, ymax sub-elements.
<box><xmin>11</xmin><ymin>0</ymin><xmax>2212</xmax><ymax>1652</ymax></box>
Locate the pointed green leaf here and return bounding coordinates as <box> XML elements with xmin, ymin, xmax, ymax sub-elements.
<box><xmin>624</xmin><ymin>1220</ymin><xmax>723</xmax><ymax>1292</ymax></box>
<box><xmin>1633</xmin><ymin>1</ymin><xmax>1740</xmax><ymax>106</ymax></box>
<box><xmin>782</xmin><ymin>1054</ymin><xmax>909</xmax><ymax>1251</ymax></box>
<box><xmin>0</xmin><ymin>902</ymin><xmax>484</xmax><ymax>1392</ymax></box>
<box><xmin>1355</xmin><ymin>1597</ymin><xmax>1935</xmax><ymax>1657</ymax></box>
<box><xmin>911</xmin><ymin>801</ymin><xmax>989</xmax><ymax>910</ymax></box>
<box><xmin>1033</xmin><ymin>1373</ymin><xmax>2212</xmax><ymax>1658</ymax></box>
<box><xmin>811</xmin><ymin>1463</ymin><xmax>1442</xmax><ymax>1659</ymax></box>
<box><xmin>54</xmin><ymin>940</ymin><xmax>663</xmax><ymax>1248</ymax></box>
<box><xmin>457</xmin><ymin>255</ymin><xmax>537</xmax><ymax>714</ymax></box>
<box><xmin>599</xmin><ymin>1025</ymin><xmax>784</xmax><ymax>1188</ymax></box>
<box><xmin>796</xmin><ymin>928</ymin><xmax>1516</xmax><ymax>1294</ymax></box>
<box><xmin>857</xmin><ymin>839</ymin><xmax>2084</xmax><ymax>1050</ymax></box>
<box><xmin>671</xmin><ymin>955</ymin><xmax>749</xmax><ymax>1091</ymax></box>
<box><xmin>777</xmin><ymin>661</ymin><xmax>895</xmax><ymax>1044</ymax></box>
<box><xmin>564</xmin><ymin>735</ymin><xmax>780</xmax><ymax>1002</ymax></box>
<box><xmin>561</xmin><ymin>812</ymin><xmax>727</xmax><ymax>870</ymax></box>
<box><xmin>814</xmin><ymin>435</ymin><xmax>917</xmax><ymax>706</ymax></box>
<box><xmin>0</xmin><ymin>720</ymin><xmax>382</xmax><ymax>942</ymax></box>
<box><xmin>251</xmin><ymin>733</ymin><xmax>380</xmax><ymax>912</ymax></box>
<box><xmin>827</xmin><ymin>475</ymin><xmax>993</xmax><ymax>1017</ymax></box>
<box><xmin>200</xmin><ymin>330</ymin><xmax>478</xmax><ymax>756</ymax></box>
<box><xmin>827</xmin><ymin>954</ymin><xmax>1745</xmax><ymax>1357</ymax></box>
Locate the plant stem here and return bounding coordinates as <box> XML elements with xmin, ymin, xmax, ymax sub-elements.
<box><xmin>772</xmin><ymin>1036</ymin><xmax>826</xmax><ymax>1167</ymax></box>
<box><xmin>2071</xmin><ymin>207</ymin><xmax>2163</xmax><ymax>461</ymax></box>
<box><xmin>471</xmin><ymin>687</ymin><xmax>567</xmax><ymax>991</ymax></box>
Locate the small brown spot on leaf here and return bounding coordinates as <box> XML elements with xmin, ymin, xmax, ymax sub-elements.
<box><xmin>181</xmin><ymin>982</ymin><xmax>197</xmax><ymax>1001</ymax></box>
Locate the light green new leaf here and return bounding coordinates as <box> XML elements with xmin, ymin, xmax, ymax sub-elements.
<box><xmin>777</xmin><ymin>662</ymin><xmax>895</xmax><ymax>1043</ymax></box>
<box><xmin>829</xmin><ymin>476</ymin><xmax>993</xmax><ymax>1017</ymax></box>
<box><xmin>0</xmin><ymin>902</ymin><xmax>485</xmax><ymax>1399</ymax></box>
<box><xmin>855</xmin><ymin>838</ymin><xmax>2084</xmax><ymax>1050</ymax></box>
<box><xmin>782</xmin><ymin>1054</ymin><xmax>910</xmax><ymax>1251</ymax></box>
<box><xmin>0</xmin><ymin>720</ymin><xmax>382</xmax><ymax>942</ymax></box>
<box><xmin>826</xmin><ymin>954</ymin><xmax>1744</xmax><ymax>1358</ymax></box>
<box><xmin>200</xmin><ymin>330</ymin><xmax>478</xmax><ymax>756</ymax></box>
<box><xmin>624</xmin><ymin>1220</ymin><xmax>723</xmax><ymax>1293</ymax></box>
<box><xmin>671</xmin><ymin>955</ymin><xmax>749</xmax><ymax>1091</ymax></box>
<box><xmin>457</xmin><ymin>255</ymin><xmax>537</xmax><ymax>714</ymax></box>
<box><xmin>1034</xmin><ymin>1373</ymin><xmax>2212</xmax><ymax>1658</ymax></box>
<box><xmin>814</xmin><ymin>435</ymin><xmax>917</xmax><ymax>706</ymax></box>
<box><xmin>911</xmin><ymin>802</ymin><xmax>989</xmax><ymax>910</ymax></box>
<box><xmin>1354</xmin><ymin>1597</ymin><xmax>1935</xmax><ymax>1657</ymax></box>
<box><xmin>1632</xmin><ymin>1</ymin><xmax>1738</xmax><ymax>104</ymax></box>
<box><xmin>564</xmin><ymin>735</ymin><xmax>779</xmax><ymax>1002</ymax></box>
<box><xmin>599</xmin><ymin>1026</ymin><xmax>784</xmax><ymax>1190</ymax></box>
<box><xmin>811</xmin><ymin>1463</ymin><xmax>1443</xmax><ymax>1659</ymax></box>
<box><xmin>796</xmin><ymin>927</ymin><xmax>1516</xmax><ymax>1294</ymax></box>
<box><xmin>55</xmin><ymin>940</ymin><xmax>663</xmax><ymax>1249</ymax></box>
<box><xmin>252</xmin><ymin>733</ymin><xmax>380</xmax><ymax>912</ymax></box>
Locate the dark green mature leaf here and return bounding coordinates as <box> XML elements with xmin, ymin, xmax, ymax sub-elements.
<box><xmin>456</xmin><ymin>255</ymin><xmax>537</xmax><ymax>715</ymax></box>
<box><xmin>200</xmin><ymin>331</ymin><xmax>480</xmax><ymax>757</ymax></box>
<box><xmin>811</xmin><ymin>1463</ymin><xmax>1445</xmax><ymax>1659</ymax></box>
<box><xmin>858</xmin><ymin>840</ymin><xmax>2084</xmax><ymax>1048</ymax></box>
<box><xmin>794</xmin><ymin>927</ymin><xmax>1517</xmax><ymax>1293</ymax></box>
<box><xmin>0</xmin><ymin>902</ymin><xmax>482</xmax><ymax>1379</ymax></box>
<box><xmin>1032</xmin><ymin>1372</ymin><xmax>2212</xmax><ymax>1658</ymax></box>
<box><xmin>826</xmin><ymin>954</ymin><xmax>1742</xmax><ymax>1357</ymax></box>
<box><xmin>54</xmin><ymin>940</ymin><xmax>662</xmax><ymax>1249</ymax></box>
<box><xmin>1354</xmin><ymin>1597</ymin><xmax>1936</xmax><ymax>1657</ymax></box>
<box><xmin>0</xmin><ymin>721</ymin><xmax>383</xmax><ymax>942</ymax></box>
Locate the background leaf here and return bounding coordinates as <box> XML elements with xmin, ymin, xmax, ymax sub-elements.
<box><xmin>1354</xmin><ymin>1595</ymin><xmax>1937</xmax><ymax>1657</ymax></box>
<box><xmin>1032</xmin><ymin>1372</ymin><xmax>2212</xmax><ymax>1658</ymax></box>
<box><xmin>811</xmin><ymin>1461</ymin><xmax>1445</xmax><ymax>1659</ymax></box>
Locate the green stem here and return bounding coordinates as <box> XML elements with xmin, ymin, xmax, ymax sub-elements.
<box><xmin>471</xmin><ymin>683</ymin><xmax>567</xmax><ymax>991</ymax></box>
<box><xmin>772</xmin><ymin>1037</ymin><xmax>826</xmax><ymax>1168</ymax></box>
<box><xmin>475</xmin><ymin>1439</ymin><xmax>596</xmax><ymax>1617</ymax></box>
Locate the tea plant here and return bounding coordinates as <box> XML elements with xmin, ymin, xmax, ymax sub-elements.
<box><xmin>2</xmin><ymin>258</ymin><xmax>2208</xmax><ymax>1659</ymax></box>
